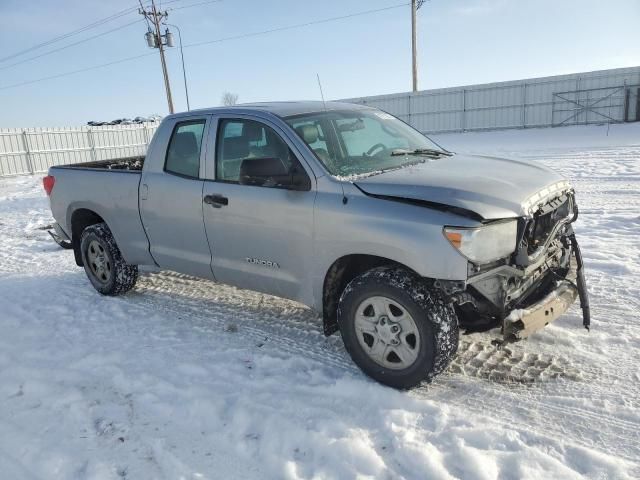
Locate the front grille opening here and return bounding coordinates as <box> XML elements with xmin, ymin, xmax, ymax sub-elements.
<box><xmin>525</xmin><ymin>195</ymin><xmax>571</xmax><ymax>255</ymax></box>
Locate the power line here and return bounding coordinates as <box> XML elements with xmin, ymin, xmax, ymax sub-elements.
<box><xmin>139</xmin><ymin>0</ymin><xmax>153</xmax><ymax>30</ymax></box>
<box><xmin>0</xmin><ymin>53</ymin><xmax>156</xmax><ymax>91</ymax></box>
<box><xmin>168</xmin><ymin>0</ymin><xmax>223</xmax><ymax>12</ymax></box>
<box><xmin>0</xmin><ymin>0</ymin><xmax>185</xmax><ymax>64</ymax></box>
<box><xmin>0</xmin><ymin>2</ymin><xmax>409</xmax><ymax>92</ymax></box>
<box><xmin>0</xmin><ymin>0</ymin><xmax>219</xmax><ymax>71</ymax></box>
<box><xmin>183</xmin><ymin>2</ymin><xmax>409</xmax><ymax>49</ymax></box>
<box><xmin>0</xmin><ymin>6</ymin><xmax>137</xmax><ymax>63</ymax></box>
<box><xmin>0</xmin><ymin>0</ymin><xmax>199</xmax><ymax>71</ymax></box>
<box><xmin>0</xmin><ymin>19</ymin><xmax>144</xmax><ymax>72</ymax></box>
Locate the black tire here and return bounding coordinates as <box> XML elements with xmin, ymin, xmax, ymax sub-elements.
<box><xmin>337</xmin><ymin>266</ymin><xmax>459</xmax><ymax>389</ymax></box>
<box><xmin>80</xmin><ymin>222</ymin><xmax>138</xmax><ymax>295</ymax></box>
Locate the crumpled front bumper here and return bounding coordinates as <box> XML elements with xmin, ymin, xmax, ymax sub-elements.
<box><xmin>503</xmin><ymin>232</ymin><xmax>590</xmax><ymax>341</ymax></box>
<box><xmin>503</xmin><ymin>257</ymin><xmax>579</xmax><ymax>341</ymax></box>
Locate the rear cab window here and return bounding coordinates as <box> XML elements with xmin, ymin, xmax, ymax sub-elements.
<box><xmin>165</xmin><ymin>120</ymin><xmax>206</xmax><ymax>178</ymax></box>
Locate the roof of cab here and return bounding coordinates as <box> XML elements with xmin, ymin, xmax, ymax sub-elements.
<box><xmin>169</xmin><ymin>101</ymin><xmax>373</xmax><ymax>119</ymax></box>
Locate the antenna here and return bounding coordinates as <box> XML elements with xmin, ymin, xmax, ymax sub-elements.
<box><xmin>316</xmin><ymin>73</ymin><xmax>327</xmax><ymax>111</ymax></box>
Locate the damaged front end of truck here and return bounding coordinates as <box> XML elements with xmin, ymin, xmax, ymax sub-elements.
<box><xmin>446</xmin><ymin>183</ymin><xmax>591</xmax><ymax>342</ymax></box>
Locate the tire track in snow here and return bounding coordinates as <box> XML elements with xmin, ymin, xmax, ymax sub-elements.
<box><xmin>1</xmin><ymin>137</ymin><xmax>639</xmax><ymax>472</ymax></box>
<box><xmin>126</xmin><ymin>271</ymin><xmax>640</xmax><ymax>463</ymax></box>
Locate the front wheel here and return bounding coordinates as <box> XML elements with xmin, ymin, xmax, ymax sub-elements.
<box><xmin>337</xmin><ymin>267</ymin><xmax>459</xmax><ymax>389</ymax></box>
<box><xmin>80</xmin><ymin>223</ymin><xmax>138</xmax><ymax>295</ymax></box>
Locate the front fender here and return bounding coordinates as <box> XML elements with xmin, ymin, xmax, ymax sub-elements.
<box><xmin>311</xmin><ymin>182</ymin><xmax>475</xmax><ymax>311</ymax></box>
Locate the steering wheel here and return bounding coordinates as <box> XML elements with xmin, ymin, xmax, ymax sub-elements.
<box><xmin>366</xmin><ymin>143</ymin><xmax>387</xmax><ymax>157</ymax></box>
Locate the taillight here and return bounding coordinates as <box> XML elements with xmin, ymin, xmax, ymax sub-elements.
<box><xmin>43</xmin><ymin>175</ymin><xmax>55</xmax><ymax>196</ymax></box>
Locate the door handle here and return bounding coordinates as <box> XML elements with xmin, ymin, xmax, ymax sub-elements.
<box><xmin>204</xmin><ymin>194</ymin><xmax>229</xmax><ymax>208</ymax></box>
<box><xmin>140</xmin><ymin>183</ymin><xmax>149</xmax><ymax>200</ymax></box>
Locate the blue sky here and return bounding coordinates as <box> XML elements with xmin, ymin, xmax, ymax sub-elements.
<box><xmin>0</xmin><ymin>0</ymin><xmax>638</xmax><ymax>127</ymax></box>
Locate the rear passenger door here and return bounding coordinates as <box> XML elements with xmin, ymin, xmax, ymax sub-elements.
<box><xmin>140</xmin><ymin>116</ymin><xmax>214</xmax><ymax>279</ymax></box>
<box><xmin>202</xmin><ymin>115</ymin><xmax>316</xmax><ymax>302</ymax></box>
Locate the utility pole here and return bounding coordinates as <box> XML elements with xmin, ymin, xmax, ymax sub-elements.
<box><xmin>140</xmin><ymin>0</ymin><xmax>174</xmax><ymax>113</ymax></box>
<box><xmin>411</xmin><ymin>0</ymin><xmax>427</xmax><ymax>92</ymax></box>
<box><xmin>411</xmin><ymin>0</ymin><xmax>418</xmax><ymax>92</ymax></box>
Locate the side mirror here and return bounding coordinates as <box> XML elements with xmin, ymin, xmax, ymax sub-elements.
<box><xmin>289</xmin><ymin>164</ymin><xmax>311</xmax><ymax>191</ymax></box>
<box><xmin>239</xmin><ymin>157</ymin><xmax>311</xmax><ymax>191</ymax></box>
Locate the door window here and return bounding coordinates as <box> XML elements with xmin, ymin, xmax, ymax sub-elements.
<box><xmin>216</xmin><ymin>119</ymin><xmax>309</xmax><ymax>189</ymax></box>
<box><xmin>165</xmin><ymin>120</ymin><xmax>206</xmax><ymax>178</ymax></box>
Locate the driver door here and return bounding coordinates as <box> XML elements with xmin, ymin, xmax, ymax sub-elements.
<box><xmin>202</xmin><ymin>116</ymin><xmax>317</xmax><ymax>302</ymax></box>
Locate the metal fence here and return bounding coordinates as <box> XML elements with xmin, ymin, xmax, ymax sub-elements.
<box><xmin>342</xmin><ymin>66</ymin><xmax>640</xmax><ymax>134</ymax></box>
<box><xmin>2</xmin><ymin>67</ymin><xmax>639</xmax><ymax>177</ymax></box>
<box><xmin>0</xmin><ymin>122</ymin><xmax>160</xmax><ymax>177</ymax></box>
<box><xmin>551</xmin><ymin>84</ymin><xmax>639</xmax><ymax>126</ymax></box>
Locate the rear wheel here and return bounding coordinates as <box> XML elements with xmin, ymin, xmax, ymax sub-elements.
<box><xmin>80</xmin><ymin>223</ymin><xmax>138</xmax><ymax>295</ymax></box>
<box><xmin>338</xmin><ymin>266</ymin><xmax>459</xmax><ymax>389</ymax></box>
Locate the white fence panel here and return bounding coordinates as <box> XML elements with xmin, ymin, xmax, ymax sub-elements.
<box><xmin>3</xmin><ymin>67</ymin><xmax>639</xmax><ymax>177</ymax></box>
<box><xmin>0</xmin><ymin>122</ymin><xmax>159</xmax><ymax>177</ymax></box>
<box><xmin>343</xmin><ymin>66</ymin><xmax>640</xmax><ymax>134</ymax></box>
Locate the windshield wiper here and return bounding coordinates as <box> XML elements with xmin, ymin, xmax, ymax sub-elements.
<box><xmin>341</xmin><ymin>157</ymin><xmax>431</xmax><ymax>178</ymax></box>
<box><xmin>390</xmin><ymin>148</ymin><xmax>453</xmax><ymax>157</ymax></box>
<box><xmin>376</xmin><ymin>158</ymin><xmax>427</xmax><ymax>174</ymax></box>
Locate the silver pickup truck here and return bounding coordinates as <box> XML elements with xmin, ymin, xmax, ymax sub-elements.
<box><xmin>44</xmin><ymin>101</ymin><xmax>589</xmax><ymax>389</ymax></box>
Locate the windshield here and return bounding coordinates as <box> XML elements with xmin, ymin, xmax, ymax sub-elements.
<box><xmin>285</xmin><ymin>109</ymin><xmax>448</xmax><ymax>177</ymax></box>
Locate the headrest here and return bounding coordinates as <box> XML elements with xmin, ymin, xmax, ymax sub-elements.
<box><xmin>171</xmin><ymin>131</ymin><xmax>198</xmax><ymax>157</ymax></box>
<box><xmin>295</xmin><ymin>124</ymin><xmax>319</xmax><ymax>144</ymax></box>
<box><xmin>239</xmin><ymin>158</ymin><xmax>288</xmax><ymax>186</ymax></box>
<box><xmin>222</xmin><ymin>136</ymin><xmax>249</xmax><ymax>159</ymax></box>
<box><xmin>243</xmin><ymin>121</ymin><xmax>264</xmax><ymax>142</ymax></box>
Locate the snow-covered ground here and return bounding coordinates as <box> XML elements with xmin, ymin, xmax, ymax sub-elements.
<box><xmin>1</xmin><ymin>123</ymin><xmax>639</xmax><ymax>479</ymax></box>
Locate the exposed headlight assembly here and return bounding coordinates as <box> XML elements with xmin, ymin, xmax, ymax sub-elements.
<box><xmin>444</xmin><ymin>220</ymin><xmax>518</xmax><ymax>264</ymax></box>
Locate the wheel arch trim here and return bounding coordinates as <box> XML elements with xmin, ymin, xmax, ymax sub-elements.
<box><xmin>320</xmin><ymin>253</ymin><xmax>421</xmax><ymax>336</ymax></box>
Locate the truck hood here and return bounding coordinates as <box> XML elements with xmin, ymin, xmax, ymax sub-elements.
<box><xmin>353</xmin><ymin>153</ymin><xmax>571</xmax><ymax>220</ymax></box>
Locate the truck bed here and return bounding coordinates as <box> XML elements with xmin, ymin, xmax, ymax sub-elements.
<box><xmin>47</xmin><ymin>157</ymin><xmax>154</xmax><ymax>266</ymax></box>
<box><xmin>53</xmin><ymin>156</ymin><xmax>145</xmax><ymax>172</ymax></box>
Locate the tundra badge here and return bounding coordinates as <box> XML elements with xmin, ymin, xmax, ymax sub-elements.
<box><xmin>245</xmin><ymin>257</ymin><xmax>280</xmax><ymax>269</ymax></box>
